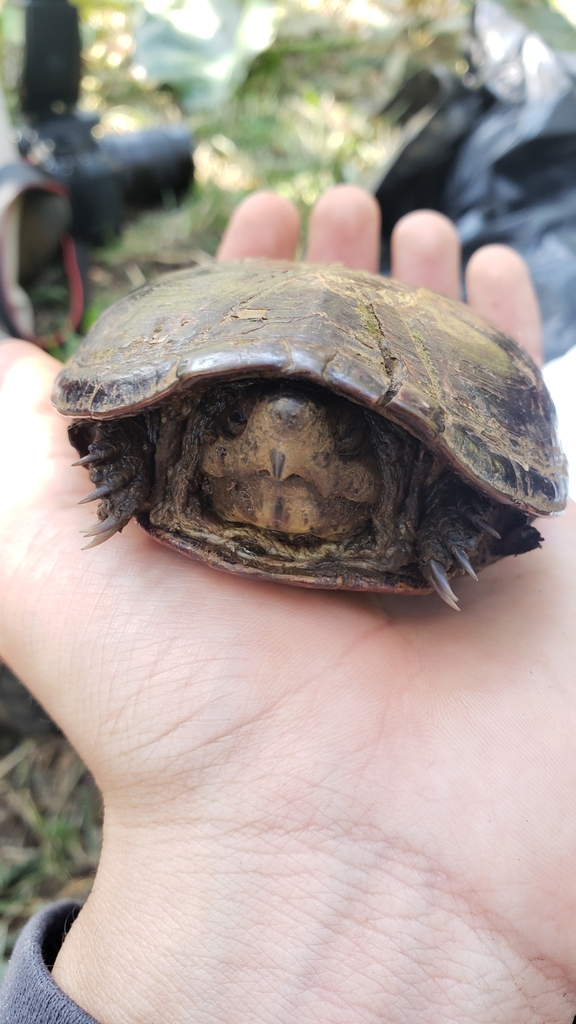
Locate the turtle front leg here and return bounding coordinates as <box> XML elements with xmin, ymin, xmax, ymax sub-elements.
<box><xmin>70</xmin><ymin>416</ymin><xmax>155</xmax><ymax>548</ymax></box>
<box><xmin>417</xmin><ymin>473</ymin><xmax>503</xmax><ymax>610</ymax></box>
<box><xmin>417</xmin><ymin>472</ymin><xmax>543</xmax><ymax>609</ymax></box>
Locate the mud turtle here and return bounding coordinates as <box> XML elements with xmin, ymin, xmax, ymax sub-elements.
<box><xmin>52</xmin><ymin>261</ymin><xmax>567</xmax><ymax>609</ymax></box>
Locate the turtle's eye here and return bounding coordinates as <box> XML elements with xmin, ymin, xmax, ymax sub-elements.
<box><xmin>218</xmin><ymin>404</ymin><xmax>248</xmax><ymax>438</ymax></box>
<box><xmin>334</xmin><ymin>413</ymin><xmax>365</xmax><ymax>456</ymax></box>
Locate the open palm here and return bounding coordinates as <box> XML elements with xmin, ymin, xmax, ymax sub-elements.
<box><xmin>1</xmin><ymin>187</ymin><xmax>575</xmax><ymax>1024</ymax></box>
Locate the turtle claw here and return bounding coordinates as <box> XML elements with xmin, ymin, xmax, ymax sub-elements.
<box><xmin>72</xmin><ymin>446</ymin><xmax>116</xmax><ymax>467</ymax></box>
<box><xmin>428</xmin><ymin>559</ymin><xmax>460</xmax><ymax>611</ymax></box>
<box><xmin>82</xmin><ymin>526</ymin><xmax>121</xmax><ymax>549</ymax></box>
<box><xmin>452</xmin><ymin>545</ymin><xmax>478</xmax><ymax>581</ymax></box>
<box><xmin>78</xmin><ymin>465</ymin><xmax>135</xmax><ymax>505</ymax></box>
<box><xmin>78</xmin><ymin>483</ymin><xmax>112</xmax><ymax>505</ymax></box>
<box><xmin>81</xmin><ymin>514</ymin><xmax>122</xmax><ymax>548</ymax></box>
<box><xmin>468</xmin><ymin>515</ymin><xmax>501</xmax><ymax>540</ymax></box>
<box><xmin>82</xmin><ymin>515</ymin><xmax>121</xmax><ymax>538</ymax></box>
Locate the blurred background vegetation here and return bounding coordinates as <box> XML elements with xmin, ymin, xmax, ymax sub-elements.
<box><xmin>1</xmin><ymin>0</ymin><xmax>575</xmax><ymax>976</ymax></box>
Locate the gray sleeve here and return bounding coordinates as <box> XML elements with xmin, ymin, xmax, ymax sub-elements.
<box><xmin>0</xmin><ymin>901</ymin><xmax>99</xmax><ymax>1023</ymax></box>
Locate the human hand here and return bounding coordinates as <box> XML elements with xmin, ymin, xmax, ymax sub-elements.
<box><xmin>0</xmin><ymin>186</ymin><xmax>575</xmax><ymax>1024</ymax></box>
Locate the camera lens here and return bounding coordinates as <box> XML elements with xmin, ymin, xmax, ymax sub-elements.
<box><xmin>99</xmin><ymin>126</ymin><xmax>193</xmax><ymax>210</ymax></box>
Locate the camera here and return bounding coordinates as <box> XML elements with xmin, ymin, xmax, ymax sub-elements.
<box><xmin>16</xmin><ymin>0</ymin><xmax>194</xmax><ymax>246</ymax></box>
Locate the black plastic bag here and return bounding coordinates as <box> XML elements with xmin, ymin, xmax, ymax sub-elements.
<box><xmin>376</xmin><ymin>0</ymin><xmax>576</xmax><ymax>362</ymax></box>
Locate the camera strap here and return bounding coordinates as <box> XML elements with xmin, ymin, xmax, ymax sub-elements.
<box><xmin>0</xmin><ymin>162</ymin><xmax>83</xmax><ymax>348</ymax></box>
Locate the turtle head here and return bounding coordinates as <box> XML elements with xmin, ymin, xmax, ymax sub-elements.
<box><xmin>199</xmin><ymin>384</ymin><xmax>381</xmax><ymax>540</ymax></box>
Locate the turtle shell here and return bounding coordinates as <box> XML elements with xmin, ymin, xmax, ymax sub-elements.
<box><xmin>53</xmin><ymin>260</ymin><xmax>567</xmax><ymax>516</ymax></box>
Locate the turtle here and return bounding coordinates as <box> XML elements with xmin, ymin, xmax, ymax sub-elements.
<box><xmin>51</xmin><ymin>260</ymin><xmax>568</xmax><ymax>610</ymax></box>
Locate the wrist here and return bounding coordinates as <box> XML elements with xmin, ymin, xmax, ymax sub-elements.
<box><xmin>51</xmin><ymin>806</ymin><xmax>574</xmax><ymax>1024</ymax></box>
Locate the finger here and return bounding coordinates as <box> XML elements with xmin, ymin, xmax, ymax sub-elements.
<box><xmin>306</xmin><ymin>185</ymin><xmax>381</xmax><ymax>271</ymax></box>
<box><xmin>217</xmin><ymin>191</ymin><xmax>300</xmax><ymax>262</ymax></box>
<box><xmin>466</xmin><ymin>245</ymin><xmax>543</xmax><ymax>366</ymax></box>
<box><xmin>0</xmin><ymin>337</ymin><xmax>45</xmax><ymax>382</ymax></box>
<box><xmin>0</xmin><ymin>339</ymin><xmax>61</xmax><ymax>432</ymax></box>
<box><xmin>0</xmin><ymin>340</ymin><xmax>71</xmax><ymax>516</ymax></box>
<box><xmin>391</xmin><ymin>210</ymin><xmax>461</xmax><ymax>299</ymax></box>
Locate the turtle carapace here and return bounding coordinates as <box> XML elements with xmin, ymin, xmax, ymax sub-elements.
<box><xmin>52</xmin><ymin>261</ymin><xmax>568</xmax><ymax>609</ymax></box>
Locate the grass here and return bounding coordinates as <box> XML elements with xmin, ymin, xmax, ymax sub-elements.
<box><xmin>0</xmin><ymin>737</ymin><xmax>101</xmax><ymax>972</ymax></box>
